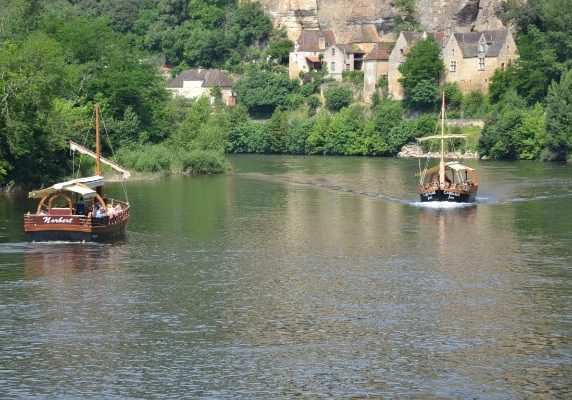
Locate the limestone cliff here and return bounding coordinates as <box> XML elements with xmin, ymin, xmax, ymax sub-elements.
<box><xmin>242</xmin><ymin>0</ymin><xmax>504</xmax><ymax>41</ymax></box>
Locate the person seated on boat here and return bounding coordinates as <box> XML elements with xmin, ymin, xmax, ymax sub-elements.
<box><xmin>94</xmin><ymin>204</ymin><xmax>106</xmax><ymax>218</ymax></box>
<box><xmin>75</xmin><ymin>196</ymin><xmax>88</xmax><ymax>215</ymax></box>
<box><xmin>114</xmin><ymin>203</ymin><xmax>122</xmax><ymax>213</ymax></box>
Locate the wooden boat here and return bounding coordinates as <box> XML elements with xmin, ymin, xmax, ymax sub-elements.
<box><xmin>417</xmin><ymin>94</ymin><xmax>478</xmax><ymax>203</ymax></box>
<box><xmin>24</xmin><ymin>105</ymin><xmax>130</xmax><ymax>242</ymax></box>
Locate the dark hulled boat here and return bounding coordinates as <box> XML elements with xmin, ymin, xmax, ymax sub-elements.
<box><xmin>24</xmin><ymin>105</ymin><xmax>131</xmax><ymax>242</ymax></box>
<box><xmin>417</xmin><ymin>94</ymin><xmax>478</xmax><ymax>203</ymax></box>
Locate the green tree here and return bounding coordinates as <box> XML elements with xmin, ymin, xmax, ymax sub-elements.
<box><xmin>544</xmin><ymin>69</ymin><xmax>572</xmax><ymax>161</ymax></box>
<box><xmin>267</xmin><ymin>39</ymin><xmax>294</xmax><ymax>65</ymax></box>
<box><xmin>234</xmin><ymin>69</ymin><xmax>296</xmax><ymax>116</ymax></box>
<box><xmin>324</xmin><ymin>87</ymin><xmax>353</xmax><ymax>112</ymax></box>
<box><xmin>399</xmin><ymin>37</ymin><xmax>444</xmax><ymax>110</ymax></box>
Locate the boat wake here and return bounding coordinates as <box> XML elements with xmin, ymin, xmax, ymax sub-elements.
<box><xmin>409</xmin><ymin>201</ymin><xmax>477</xmax><ymax>209</ymax></box>
<box><xmin>238</xmin><ymin>173</ymin><xmax>572</xmax><ymax>207</ymax></box>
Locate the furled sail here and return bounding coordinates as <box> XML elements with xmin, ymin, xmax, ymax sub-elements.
<box><xmin>70</xmin><ymin>140</ymin><xmax>131</xmax><ymax>179</ymax></box>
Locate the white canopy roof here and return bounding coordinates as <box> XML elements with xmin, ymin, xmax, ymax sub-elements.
<box><xmin>29</xmin><ymin>176</ymin><xmax>105</xmax><ymax>199</ymax></box>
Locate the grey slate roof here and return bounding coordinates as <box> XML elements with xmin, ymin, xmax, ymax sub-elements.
<box><xmin>402</xmin><ymin>31</ymin><xmax>446</xmax><ymax>47</ymax></box>
<box><xmin>453</xmin><ymin>30</ymin><xmax>509</xmax><ymax>58</ymax></box>
<box><xmin>296</xmin><ymin>29</ymin><xmax>336</xmax><ymax>52</ymax></box>
<box><xmin>364</xmin><ymin>42</ymin><xmax>394</xmax><ymax>61</ymax></box>
<box><xmin>167</xmin><ymin>69</ymin><xmax>233</xmax><ymax>88</ymax></box>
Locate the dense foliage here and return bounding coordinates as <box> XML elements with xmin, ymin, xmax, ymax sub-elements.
<box><xmin>0</xmin><ymin>0</ymin><xmax>276</xmax><ymax>187</ymax></box>
<box><xmin>479</xmin><ymin>0</ymin><xmax>572</xmax><ymax>160</ymax></box>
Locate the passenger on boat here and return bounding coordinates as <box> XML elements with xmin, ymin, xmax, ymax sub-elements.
<box><xmin>75</xmin><ymin>197</ymin><xmax>88</xmax><ymax>215</ymax></box>
<box><xmin>94</xmin><ymin>204</ymin><xmax>106</xmax><ymax>218</ymax></box>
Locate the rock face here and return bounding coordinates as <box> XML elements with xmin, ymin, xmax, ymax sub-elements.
<box><xmin>242</xmin><ymin>0</ymin><xmax>504</xmax><ymax>41</ymax></box>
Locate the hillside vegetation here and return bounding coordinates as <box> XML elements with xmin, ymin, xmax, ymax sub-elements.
<box><xmin>0</xmin><ymin>0</ymin><xmax>570</xmax><ymax>188</ymax></box>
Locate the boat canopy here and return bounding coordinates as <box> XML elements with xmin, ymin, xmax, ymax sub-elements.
<box><xmin>28</xmin><ymin>175</ymin><xmax>105</xmax><ymax>199</ymax></box>
<box><xmin>417</xmin><ymin>161</ymin><xmax>474</xmax><ymax>176</ymax></box>
<box><xmin>416</xmin><ymin>134</ymin><xmax>467</xmax><ymax>142</ymax></box>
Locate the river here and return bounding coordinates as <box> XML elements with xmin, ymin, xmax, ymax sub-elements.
<box><xmin>1</xmin><ymin>155</ymin><xmax>571</xmax><ymax>398</ymax></box>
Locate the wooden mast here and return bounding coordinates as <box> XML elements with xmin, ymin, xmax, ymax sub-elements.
<box><xmin>95</xmin><ymin>104</ymin><xmax>101</xmax><ymax>176</ymax></box>
<box><xmin>439</xmin><ymin>92</ymin><xmax>445</xmax><ymax>186</ymax></box>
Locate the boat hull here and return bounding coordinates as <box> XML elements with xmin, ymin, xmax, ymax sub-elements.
<box><xmin>24</xmin><ymin>210</ymin><xmax>129</xmax><ymax>242</ymax></box>
<box><xmin>419</xmin><ymin>188</ymin><xmax>477</xmax><ymax>203</ymax></box>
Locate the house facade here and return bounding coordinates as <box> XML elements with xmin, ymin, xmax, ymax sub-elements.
<box><xmin>167</xmin><ymin>69</ymin><xmax>235</xmax><ymax>106</ymax></box>
<box><xmin>322</xmin><ymin>44</ymin><xmax>365</xmax><ymax>81</ymax></box>
<box><xmin>442</xmin><ymin>29</ymin><xmax>518</xmax><ymax>94</ymax></box>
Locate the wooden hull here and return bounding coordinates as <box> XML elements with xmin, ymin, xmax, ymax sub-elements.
<box><xmin>24</xmin><ymin>209</ymin><xmax>129</xmax><ymax>242</ymax></box>
<box><xmin>419</xmin><ymin>188</ymin><xmax>477</xmax><ymax>203</ymax></box>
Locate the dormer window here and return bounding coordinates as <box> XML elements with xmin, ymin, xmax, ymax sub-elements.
<box><xmin>450</xmin><ymin>60</ymin><xmax>457</xmax><ymax>72</ymax></box>
<box><xmin>332</xmin><ymin>48</ymin><xmax>336</xmax><ymax>56</ymax></box>
<box><xmin>452</xmin><ymin>48</ymin><xmax>454</xmax><ymax>56</ymax></box>
<box><xmin>400</xmin><ymin>48</ymin><xmax>404</xmax><ymax>54</ymax></box>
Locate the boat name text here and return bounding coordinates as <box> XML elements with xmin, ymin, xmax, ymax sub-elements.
<box><xmin>42</xmin><ymin>216</ymin><xmax>74</xmax><ymax>224</ymax></box>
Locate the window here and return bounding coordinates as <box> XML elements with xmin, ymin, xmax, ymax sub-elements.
<box><xmin>330</xmin><ymin>62</ymin><xmax>336</xmax><ymax>72</ymax></box>
<box><xmin>451</xmin><ymin>48</ymin><xmax>454</xmax><ymax>56</ymax></box>
<box><xmin>345</xmin><ymin>63</ymin><xmax>351</xmax><ymax>71</ymax></box>
<box><xmin>332</xmin><ymin>48</ymin><xmax>336</xmax><ymax>56</ymax></box>
<box><xmin>450</xmin><ymin>60</ymin><xmax>456</xmax><ymax>72</ymax></box>
<box><xmin>501</xmin><ymin>62</ymin><xmax>505</xmax><ymax>70</ymax></box>
<box><xmin>400</xmin><ymin>48</ymin><xmax>404</xmax><ymax>54</ymax></box>
<box><xmin>346</xmin><ymin>52</ymin><xmax>351</xmax><ymax>60</ymax></box>
<box><xmin>478</xmin><ymin>57</ymin><xmax>485</xmax><ymax>71</ymax></box>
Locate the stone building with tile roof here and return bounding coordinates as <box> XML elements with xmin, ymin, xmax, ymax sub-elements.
<box><xmin>442</xmin><ymin>29</ymin><xmax>517</xmax><ymax>94</ymax></box>
<box><xmin>288</xmin><ymin>29</ymin><xmax>336</xmax><ymax>78</ymax></box>
<box><xmin>167</xmin><ymin>69</ymin><xmax>235</xmax><ymax>106</ymax></box>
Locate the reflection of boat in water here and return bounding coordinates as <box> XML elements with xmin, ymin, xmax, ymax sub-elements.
<box><xmin>24</xmin><ymin>105</ymin><xmax>130</xmax><ymax>242</ymax></box>
<box><xmin>417</xmin><ymin>93</ymin><xmax>478</xmax><ymax>203</ymax></box>
<box><xmin>23</xmin><ymin>243</ymin><xmax>127</xmax><ymax>277</ymax></box>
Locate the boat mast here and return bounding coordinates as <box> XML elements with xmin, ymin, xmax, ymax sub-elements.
<box><xmin>439</xmin><ymin>92</ymin><xmax>445</xmax><ymax>186</ymax></box>
<box><xmin>95</xmin><ymin>104</ymin><xmax>101</xmax><ymax>176</ymax></box>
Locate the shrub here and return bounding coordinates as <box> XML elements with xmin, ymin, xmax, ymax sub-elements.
<box><xmin>179</xmin><ymin>149</ymin><xmax>226</xmax><ymax>174</ymax></box>
<box><xmin>324</xmin><ymin>86</ymin><xmax>353</xmax><ymax>112</ymax></box>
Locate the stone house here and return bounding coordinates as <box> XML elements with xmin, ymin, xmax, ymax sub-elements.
<box><xmin>322</xmin><ymin>44</ymin><xmax>365</xmax><ymax>81</ymax></box>
<box><xmin>387</xmin><ymin>31</ymin><xmax>445</xmax><ymax>100</ymax></box>
<box><xmin>167</xmin><ymin>69</ymin><xmax>235</xmax><ymax>106</ymax></box>
<box><xmin>288</xmin><ymin>29</ymin><xmax>336</xmax><ymax>79</ymax></box>
<box><xmin>442</xmin><ymin>29</ymin><xmax>518</xmax><ymax>94</ymax></box>
<box><xmin>363</xmin><ymin>42</ymin><xmax>394</xmax><ymax>102</ymax></box>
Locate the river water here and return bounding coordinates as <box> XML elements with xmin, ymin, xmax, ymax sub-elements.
<box><xmin>0</xmin><ymin>155</ymin><xmax>571</xmax><ymax>399</ymax></box>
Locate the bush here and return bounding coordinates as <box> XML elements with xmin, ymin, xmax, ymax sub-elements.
<box><xmin>178</xmin><ymin>149</ymin><xmax>226</xmax><ymax>174</ymax></box>
<box><xmin>342</xmin><ymin>70</ymin><xmax>364</xmax><ymax>86</ymax></box>
<box><xmin>115</xmin><ymin>144</ymin><xmax>173</xmax><ymax>174</ymax></box>
<box><xmin>324</xmin><ymin>86</ymin><xmax>353</xmax><ymax>112</ymax></box>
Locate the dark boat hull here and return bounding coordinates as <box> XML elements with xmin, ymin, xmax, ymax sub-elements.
<box><xmin>419</xmin><ymin>189</ymin><xmax>476</xmax><ymax>203</ymax></box>
<box><xmin>25</xmin><ymin>223</ymin><xmax>127</xmax><ymax>242</ymax></box>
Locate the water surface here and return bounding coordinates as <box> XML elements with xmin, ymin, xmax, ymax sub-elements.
<box><xmin>1</xmin><ymin>155</ymin><xmax>571</xmax><ymax>398</ymax></box>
